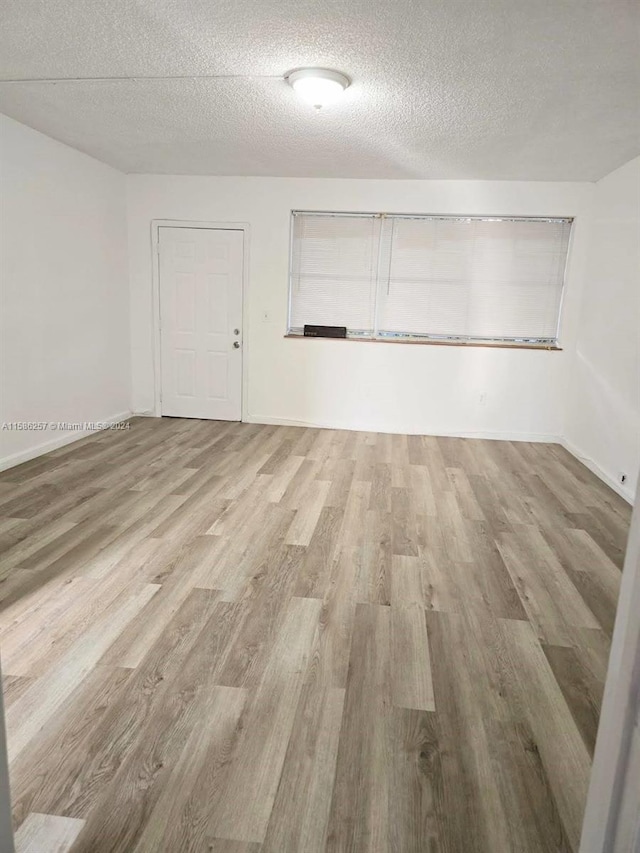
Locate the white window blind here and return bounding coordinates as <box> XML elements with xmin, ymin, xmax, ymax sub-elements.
<box><xmin>289</xmin><ymin>213</ymin><xmax>381</xmax><ymax>333</ymax></box>
<box><xmin>289</xmin><ymin>211</ymin><xmax>573</xmax><ymax>346</ymax></box>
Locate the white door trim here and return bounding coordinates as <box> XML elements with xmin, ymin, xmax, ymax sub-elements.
<box><xmin>580</xmin><ymin>475</ymin><xmax>640</xmax><ymax>852</ymax></box>
<box><xmin>150</xmin><ymin>219</ymin><xmax>251</xmax><ymax>420</ymax></box>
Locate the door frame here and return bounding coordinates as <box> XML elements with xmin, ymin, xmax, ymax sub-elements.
<box><xmin>151</xmin><ymin>219</ymin><xmax>251</xmax><ymax>420</ymax></box>
<box><xmin>580</xmin><ymin>476</ymin><xmax>640</xmax><ymax>852</ymax></box>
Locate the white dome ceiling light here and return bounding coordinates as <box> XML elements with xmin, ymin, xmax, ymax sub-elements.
<box><xmin>286</xmin><ymin>68</ymin><xmax>350</xmax><ymax>109</ymax></box>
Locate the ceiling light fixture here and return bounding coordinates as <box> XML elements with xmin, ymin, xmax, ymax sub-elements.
<box><xmin>286</xmin><ymin>68</ymin><xmax>350</xmax><ymax>109</ymax></box>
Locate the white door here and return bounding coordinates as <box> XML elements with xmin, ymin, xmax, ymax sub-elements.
<box><xmin>159</xmin><ymin>227</ymin><xmax>243</xmax><ymax>420</ymax></box>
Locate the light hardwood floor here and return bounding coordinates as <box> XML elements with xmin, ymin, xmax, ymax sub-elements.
<box><xmin>0</xmin><ymin>417</ymin><xmax>631</xmax><ymax>853</ymax></box>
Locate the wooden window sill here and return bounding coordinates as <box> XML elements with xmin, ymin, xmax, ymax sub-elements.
<box><xmin>284</xmin><ymin>334</ymin><xmax>562</xmax><ymax>352</ymax></box>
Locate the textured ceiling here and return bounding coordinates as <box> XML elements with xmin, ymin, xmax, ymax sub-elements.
<box><xmin>1</xmin><ymin>0</ymin><xmax>639</xmax><ymax>179</ymax></box>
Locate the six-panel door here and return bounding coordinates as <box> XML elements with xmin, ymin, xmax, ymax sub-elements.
<box><xmin>159</xmin><ymin>227</ymin><xmax>243</xmax><ymax>420</ymax></box>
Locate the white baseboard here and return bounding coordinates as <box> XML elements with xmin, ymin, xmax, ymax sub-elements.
<box><xmin>4</xmin><ymin>409</ymin><xmax>631</xmax><ymax>505</ymax></box>
<box><xmin>246</xmin><ymin>416</ymin><xmax>635</xmax><ymax>503</ymax></box>
<box><xmin>244</xmin><ymin>413</ymin><xmax>560</xmax><ymax>443</ymax></box>
<box><xmin>560</xmin><ymin>438</ymin><xmax>635</xmax><ymax>505</ymax></box>
<box><xmin>0</xmin><ymin>411</ymin><xmax>132</xmax><ymax>472</ymax></box>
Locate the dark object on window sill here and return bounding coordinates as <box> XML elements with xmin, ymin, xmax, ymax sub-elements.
<box><xmin>303</xmin><ymin>325</ymin><xmax>347</xmax><ymax>338</ymax></box>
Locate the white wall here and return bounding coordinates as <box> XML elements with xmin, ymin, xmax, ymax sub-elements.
<box><xmin>0</xmin><ymin>115</ymin><xmax>130</xmax><ymax>468</ymax></box>
<box><xmin>564</xmin><ymin>157</ymin><xmax>640</xmax><ymax>503</ymax></box>
<box><xmin>128</xmin><ymin>176</ymin><xmax>593</xmax><ymax>441</ymax></box>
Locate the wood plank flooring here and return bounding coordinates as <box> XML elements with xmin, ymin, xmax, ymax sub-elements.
<box><xmin>0</xmin><ymin>417</ymin><xmax>631</xmax><ymax>853</ymax></box>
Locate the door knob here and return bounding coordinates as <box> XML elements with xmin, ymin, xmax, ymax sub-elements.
<box><xmin>233</xmin><ymin>341</ymin><xmax>241</xmax><ymax>349</ymax></box>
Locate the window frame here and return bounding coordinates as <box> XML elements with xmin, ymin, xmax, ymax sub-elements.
<box><xmin>286</xmin><ymin>210</ymin><xmax>574</xmax><ymax>349</ymax></box>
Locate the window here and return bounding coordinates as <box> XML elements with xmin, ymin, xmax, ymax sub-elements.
<box><xmin>288</xmin><ymin>212</ymin><xmax>573</xmax><ymax>347</ymax></box>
